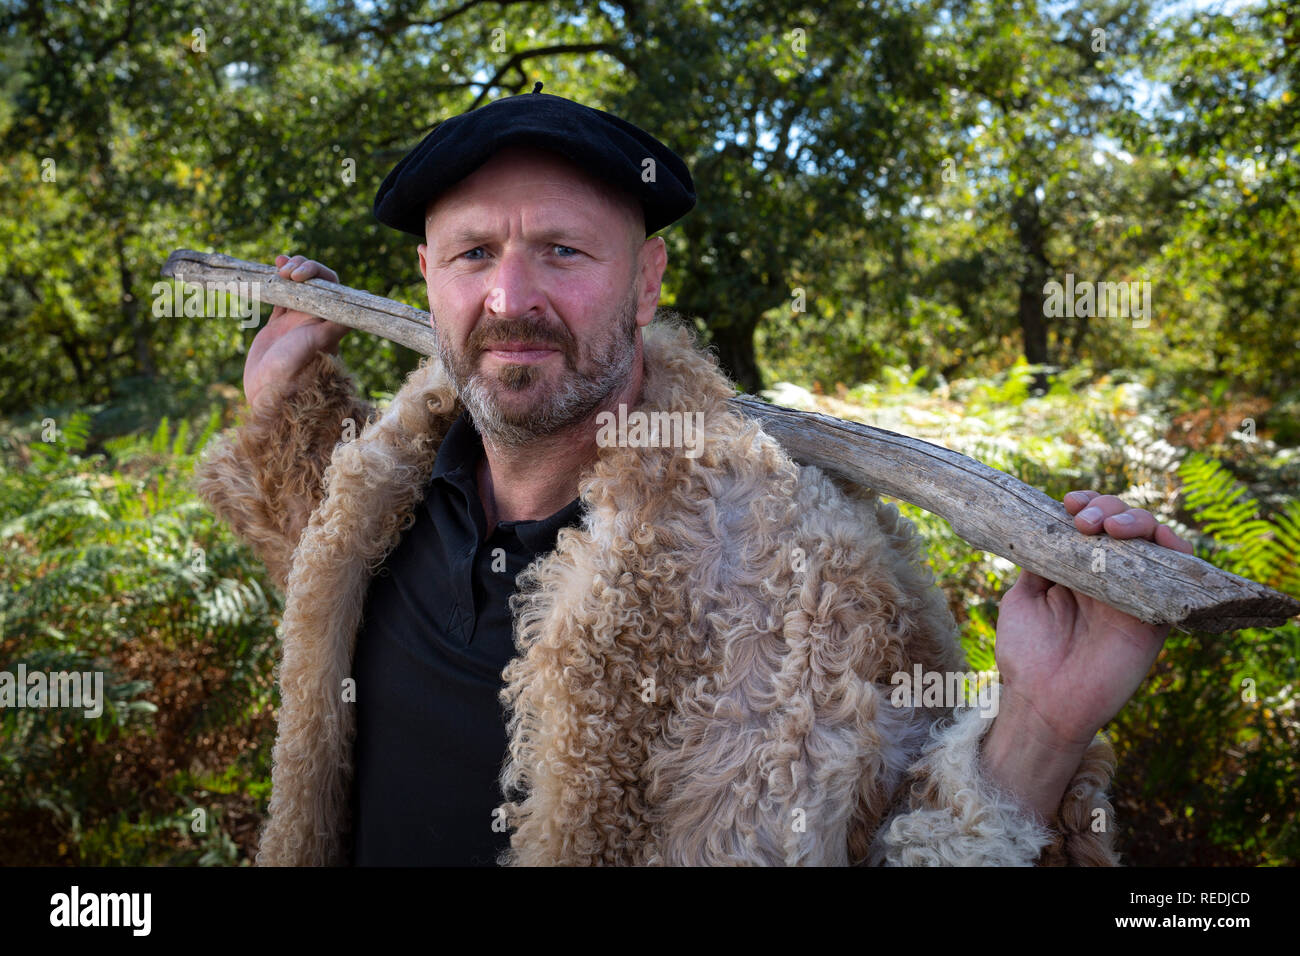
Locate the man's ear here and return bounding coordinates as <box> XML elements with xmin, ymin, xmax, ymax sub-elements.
<box><xmin>418</xmin><ymin>243</ymin><xmax>429</xmax><ymax>282</ymax></box>
<box><xmin>635</xmin><ymin>236</ymin><xmax>667</xmax><ymax>328</ymax></box>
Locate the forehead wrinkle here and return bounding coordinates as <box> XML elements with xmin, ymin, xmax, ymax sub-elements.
<box><xmin>425</xmin><ymin>149</ymin><xmax>644</xmax><ymax>246</ymax></box>
<box><xmin>429</xmin><ymin>169</ymin><xmax>604</xmax><ymax>224</ymax></box>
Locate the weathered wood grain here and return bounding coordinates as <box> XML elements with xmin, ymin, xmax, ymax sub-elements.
<box><xmin>732</xmin><ymin>398</ymin><xmax>1299</xmax><ymax>632</ymax></box>
<box><xmin>161</xmin><ymin>249</ymin><xmax>437</xmax><ymax>356</ymax></box>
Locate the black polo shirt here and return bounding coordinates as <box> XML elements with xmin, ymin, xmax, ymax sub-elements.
<box><xmin>349</xmin><ymin>411</ymin><xmax>584</xmax><ymax>866</ymax></box>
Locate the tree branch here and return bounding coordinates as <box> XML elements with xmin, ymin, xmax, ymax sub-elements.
<box><xmin>160</xmin><ymin>248</ymin><xmax>1300</xmax><ymax>633</ymax></box>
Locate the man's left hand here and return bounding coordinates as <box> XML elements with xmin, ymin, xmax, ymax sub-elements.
<box><xmin>981</xmin><ymin>490</ymin><xmax>1194</xmax><ymax>822</ymax></box>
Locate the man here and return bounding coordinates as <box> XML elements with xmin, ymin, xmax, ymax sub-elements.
<box><xmin>196</xmin><ymin>86</ymin><xmax>1193</xmax><ymax>865</ymax></box>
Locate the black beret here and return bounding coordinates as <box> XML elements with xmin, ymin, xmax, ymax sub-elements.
<box><xmin>373</xmin><ymin>83</ymin><xmax>696</xmax><ymax>239</ymax></box>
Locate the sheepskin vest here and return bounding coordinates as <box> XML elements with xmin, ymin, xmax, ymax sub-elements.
<box><xmin>211</xmin><ymin>321</ymin><xmax>1116</xmax><ymax>866</ymax></box>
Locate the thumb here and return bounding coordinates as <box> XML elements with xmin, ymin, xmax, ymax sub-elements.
<box><xmin>1009</xmin><ymin>567</ymin><xmax>1055</xmax><ymax>600</ymax></box>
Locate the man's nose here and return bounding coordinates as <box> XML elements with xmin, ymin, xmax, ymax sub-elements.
<box><xmin>484</xmin><ymin>248</ymin><xmax>546</xmax><ymax>318</ymax></box>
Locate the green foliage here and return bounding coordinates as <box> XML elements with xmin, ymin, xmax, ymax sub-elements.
<box><xmin>1179</xmin><ymin>453</ymin><xmax>1300</xmax><ymax>597</ymax></box>
<box><xmin>1</xmin><ymin>0</ymin><xmax>1296</xmax><ymax>866</ymax></box>
<box><xmin>0</xmin><ymin>405</ymin><xmax>278</xmax><ymax>865</ymax></box>
<box><xmin>2</xmin><ymin>0</ymin><xmax>1296</xmax><ymax>405</ymax></box>
<box><xmin>859</xmin><ymin>363</ymin><xmax>1179</xmax><ymax>667</ymax></box>
<box><xmin>1102</xmin><ymin>452</ymin><xmax>1300</xmax><ymax>864</ymax></box>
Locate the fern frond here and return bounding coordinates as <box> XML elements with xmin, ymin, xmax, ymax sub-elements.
<box><xmin>1179</xmin><ymin>452</ymin><xmax>1300</xmax><ymax>596</ymax></box>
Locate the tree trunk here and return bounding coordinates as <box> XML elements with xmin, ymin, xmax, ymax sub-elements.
<box><xmin>708</xmin><ymin>318</ymin><xmax>762</xmax><ymax>393</ymax></box>
<box><xmin>1012</xmin><ymin>190</ymin><xmax>1051</xmax><ymax>393</ymax></box>
<box><xmin>115</xmin><ymin>233</ymin><xmax>153</xmax><ymax>379</ymax></box>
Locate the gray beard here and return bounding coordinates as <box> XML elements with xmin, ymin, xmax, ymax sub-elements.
<box><xmin>435</xmin><ymin>286</ymin><xmax>639</xmax><ymax>448</ymax></box>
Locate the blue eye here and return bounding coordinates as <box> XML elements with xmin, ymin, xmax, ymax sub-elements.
<box><xmin>553</xmin><ymin>245</ymin><xmax>578</xmax><ymax>257</ymax></box>
<box><xmin>462</xmin><ymin>247</ymin><xmax>486</xmax><ymax>260</ymax></box>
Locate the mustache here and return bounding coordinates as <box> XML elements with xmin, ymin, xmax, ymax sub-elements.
<box><xmin>468</xmin><ymin>316</ymin><xmax>577</xmax><ymax>356</ymax></box>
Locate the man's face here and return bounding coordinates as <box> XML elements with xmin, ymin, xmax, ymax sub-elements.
<box><xmin>418</xmin><ymin>146</ymin><xmax>666</xmax><ymax>446</ymax></box>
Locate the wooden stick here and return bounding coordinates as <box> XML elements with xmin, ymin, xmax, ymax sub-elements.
<box><xmin>162</xmin><ymin>248</ymin><xmax>438</xmax><ymax>357</ymax></box>
<box><xmin>162</xmin><ymin>248</ymin><xmax>1300</xmax><ymax>633</ymax></box>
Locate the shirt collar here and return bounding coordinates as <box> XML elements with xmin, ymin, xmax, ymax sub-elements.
<box><xmin>431</xmin><ymin>409</ymin><xmax>484</xmax><ymax>483</ymax></box>
<box><xmin>430</xmin><ymin>410</ymin><xmax>585</xmax><ymax>546</ymax></box>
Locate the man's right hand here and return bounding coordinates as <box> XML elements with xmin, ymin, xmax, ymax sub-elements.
<box><xmin>244</xmin><ymin>254</ymin><xmax>349</xmax><ymax>410</ymax></box>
